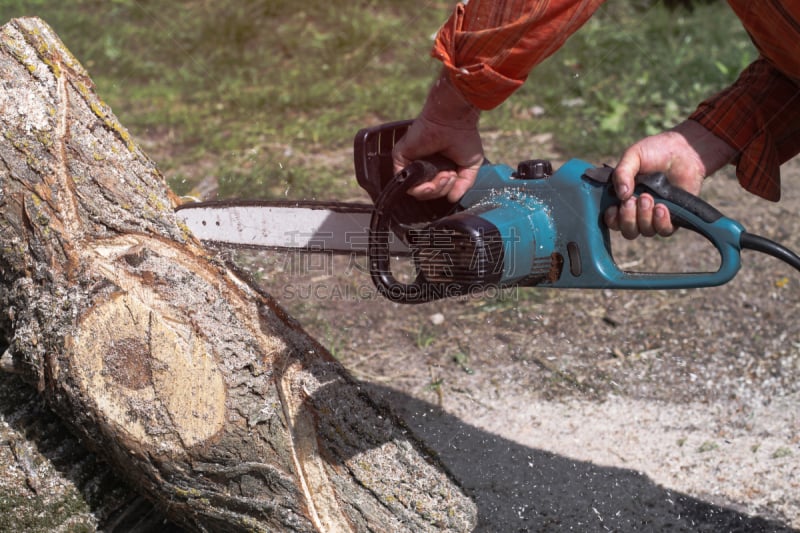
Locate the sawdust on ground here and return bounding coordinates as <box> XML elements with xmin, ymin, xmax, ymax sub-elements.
<box><xmin>1</xmin><ymin>141</ymin><xmax>797</xmax><ymax>532</ymax></box>
<box><xmin>257</xmin><ymin>154</ymin><xmax>800</xmax><ymax>531</ymax></box>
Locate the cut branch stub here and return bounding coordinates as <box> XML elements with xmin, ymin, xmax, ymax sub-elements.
<box><xmin>0</xmin><ymin>17</ymin><xmax>476</xmax><ymax>531</ymax></box>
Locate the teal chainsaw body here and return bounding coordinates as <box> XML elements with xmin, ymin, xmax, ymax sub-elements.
<box><xmin>454</xmin><ymin>158</ymin><xmax>745</xmax><ymax>290</ymax></box>
<box><xmin>355</xmin><ymin>120</ymin><xmax>795</xmax><ymax>303</ymax></box>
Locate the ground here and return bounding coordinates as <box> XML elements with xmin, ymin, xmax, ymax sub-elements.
<box><xmin>1</xmin><ymin>134</ymin><xmax>798</xmax><ymax>531</ymax></box>
<box><xmin>239</xmin><ymin>139</ymin><xmax>800</xmax><ymax>531</ymax></box>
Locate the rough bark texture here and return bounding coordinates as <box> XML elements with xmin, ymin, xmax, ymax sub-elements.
<box><xmin>0</xmin><ymin>17</ymin><xmax>476</xmax><ymax>532</ymax></box>
<box><xmin>0</xmin><ymin>371</ymin><xmax>181</xmax><ymax>531</ymax></box>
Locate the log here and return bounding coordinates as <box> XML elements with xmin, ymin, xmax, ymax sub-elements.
<box><xmin>0</xmin><ymin>369</ymin><xmax>180</xmax><ymax>531</ymax></box>
<box><xmin>0</xmin><ymin>17</ymin><xmax>476</xmax><ymax>532</ymax></box>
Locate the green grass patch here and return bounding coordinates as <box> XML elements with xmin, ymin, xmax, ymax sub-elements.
<box><xmin>1</xmin><ymin>1</ymin><xmax>755</xmax><ymax>198</ymax></box>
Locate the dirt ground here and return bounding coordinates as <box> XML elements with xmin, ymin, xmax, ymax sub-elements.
<box><xmin>1</xmin><ymin>143</ymin><xmax>798</xmax><ymax>531</ymax></box>
<box><xmin>243</xmin><ymin>153</ymin><xmax>800</xmax><ymax>531</ymax></box>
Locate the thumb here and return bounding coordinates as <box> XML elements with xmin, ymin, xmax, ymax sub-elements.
<box><xmin>392</xmin><ymin>135</ymin><xmax>413</xmax><ymax>175</ymax></box>
<box><xmin>446</xmin><ymin>166</ymin><xmax>480</xmax><ymax>203</ymax></box>
<box><xmin>613</xmin><ymin>146</ymin><xmax>643</xmax><ymax>201</ymax></box>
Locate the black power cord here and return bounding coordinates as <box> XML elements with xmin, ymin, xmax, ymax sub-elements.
<box><xmin>740</xmin><ymin>233</ymin><xmax>800</xmax><ymax>272</ymax></box>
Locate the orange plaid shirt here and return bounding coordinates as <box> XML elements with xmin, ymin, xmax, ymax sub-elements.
<box><xmin>434</xmin><ymin>0</ymin><xmax>800</xmax><ymax>201</ymax></box>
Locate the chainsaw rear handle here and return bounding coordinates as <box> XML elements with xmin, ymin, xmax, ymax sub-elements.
<box><xmin>635</xmin><ymin>174</ymin><xmax>800</xmax><ymax>276</ymax></box>
<box><xmin>574</xmin><ymin>167</ymin><xmax>746</xmax><ymax>289</ymax></box>
<box><xmin>634</xmin><ymin>172</ymin><xmax>724</xmax><ymax>225</ymax></box>
<box><xmin>628</xmin><ymin>172</ymin><xmax>800</xmax><ymax>279</ymax></box>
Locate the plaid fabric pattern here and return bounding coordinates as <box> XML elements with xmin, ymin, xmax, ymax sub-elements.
<box><xmin>432</xmin><ymin>0</ymin><xmax>604</xmax><ymax>110</ymax></box>
<box><xmin>433</xmin><ymin>0</ymin><xmax>800</xmax><ymax>200</ymax></box>
<box><xmin>690</xmin><ymin>0</ymin><xmax>800</xmax><ymax>201</ymax></box>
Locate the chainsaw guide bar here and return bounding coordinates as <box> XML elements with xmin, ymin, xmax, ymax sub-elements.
<box><xmin>175</xmin><ymin>199</ymin><xmax>411</xmax><ymax>255</ymax></box>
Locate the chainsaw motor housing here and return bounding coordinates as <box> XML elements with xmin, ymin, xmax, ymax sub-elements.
<box><xmin>407</xmin><ymin>212</ymin><xmax>506</xmax><ymax>287</ymax></box>
<box><xmin>355</xmin><ymin>122</ymin><xmax>591</xmax><ymax>302</ymax></box>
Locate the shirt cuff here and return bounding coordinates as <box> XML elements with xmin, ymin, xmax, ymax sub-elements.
<box><xmin>689</xmin><ymin>58</ymin><xmax>800</xmax><ymax>202</ymax></box>
<box><xmin>691</xmin><ymin>111</ymin><xmax>781</xmax><ymax>202</ymax></box>
<box><xmin>431</xmin><ymin>4</ymin><xmax>522</xmax><ymax>110</ymax></box>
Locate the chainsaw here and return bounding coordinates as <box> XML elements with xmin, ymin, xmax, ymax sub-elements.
<box><xmin>176</xmin><ymin>120</ymin><xmax>800</xmax><ymax>304</ymax></box>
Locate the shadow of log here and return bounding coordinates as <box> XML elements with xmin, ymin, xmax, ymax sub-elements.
<box><xmin>310</xmin><ymin>381</ymin><xmax>799</xmax><ymax>533</ymax></box>
<box><xmin>0</xmin><ymin>371</ymin><xmax>182</xmax><ymax>532</ymax></box>
<box><xmin>3</xmin><ymin>343</ymin><xmax>797</xmax><ymax>532</ymax></box>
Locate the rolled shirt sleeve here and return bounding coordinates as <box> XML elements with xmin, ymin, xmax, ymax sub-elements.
<box><xmin>690</xmin><ymin>0</ymin><xmax>800</xmax><ymax>201</ymax></box>
<box><xmin>432</xmin><ymin>0</ymin><xmax>800</xmax><ymax>201</ymax></box>
<box><xmin>432</xmin><ymin>0</ymin><xmax>605</xmax><ymax>110</ymax></box>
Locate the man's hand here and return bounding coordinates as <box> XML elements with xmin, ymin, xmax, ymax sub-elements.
<box><xmin>606</xmin><ymin>120</ymin><xmax>737</xmax><ymax>239</ymax></box>
<box><xmin>392</xmin><ymin>72</ymin><xmax>484</xmax><ymax>203</ymax></box>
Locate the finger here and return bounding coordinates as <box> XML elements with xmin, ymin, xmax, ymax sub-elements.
<box><xmin>612</xmin><ymin>149</ymin><xmax>641</xmax><ymax>201</ymax></box>
<box><xmin>391</xmin><ymin>137</ymin><xmax>412</xmax><ymax>175</ymax></box>
<box><xmin>604</xmin><ymin>205</ymin><xmax>620</xmax><ymax>231</ymax></box>
<box><xmin>636</xmin><ymin>194</ymin><xmax>657</xmax><ymax>237</ymax></box>
<box><xmin>445</xmin><ymin>167</ymin><xmax>480</xmax><ymax>203</ymax></box>
<box><xmin>407</xmin><ymin>172</ymin><xmax>455</xmax><ymax>200</ymax></box>
<box><xmin>653</xmin><ymin>204</ymin><xmax>675</xmax><ymax>236</ymax></box>
<box><xmin>392</xmin><ymin>124</ymin><xmax>431</xmax><ymax>175</ymax></box>
<box><xmin>618</xmin><ymin>197</ymin><xmax>640</xmax><ymax>240</ymax></box>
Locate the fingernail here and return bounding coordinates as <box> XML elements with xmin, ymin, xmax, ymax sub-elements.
<box><xmin>624</xmin><ymin>198</ymin><xmax>636</xmax><ymax>210</ymax></box>
<box><xmin>639</xmin><ymin>195</ymin><xmax>652</xmax><ymax>209</ymax></box>
<box><xmin>617</xmin><ymin>184</ymin><xmax>629</xmax><ymax>197</ymax></box>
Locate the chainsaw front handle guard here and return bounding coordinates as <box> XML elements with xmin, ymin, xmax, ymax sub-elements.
<box><xmin>368</xmin><ymin>159</ymin><xmax>459</xmax><ymax>303</ymax></box>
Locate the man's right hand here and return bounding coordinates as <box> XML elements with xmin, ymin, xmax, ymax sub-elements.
<box><xmin>606</xmin><ymin>119</ymin><xmax>737</xmax><ymax>239</ymax></box>
<box><xmin>392</xmin><ymin>72</ymin><xmax>484</xmax><ymax>203</ymax></box>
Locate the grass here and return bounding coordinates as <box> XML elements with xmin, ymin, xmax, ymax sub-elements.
<box><xmin>0</xmin><ymin>1</ymin><xmax>755</xmax><ymax>200</ymax></box>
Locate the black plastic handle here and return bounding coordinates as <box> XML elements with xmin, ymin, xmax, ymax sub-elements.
<box><xmin>368</xmin><ymin>159</ymin><xmax>460</xmax><ymax>304</ymax></box>
<box><xmin>634</xmin><ymin>173</ymin><xmax>800</xmax><ymax>274</ymax></box>
<box><xmin>585</xmin><ymin>166</ymin><xmax>725</xmax><ymax>225</ymax></box>
<box><xmin>353</xmin><ymin>119</ymin><xmax>456</xmax><ymax>203</ymax></box>
<box><xmin>635</xmin><ymin>172</ymin><xmax>724</xmax><ymax>224</ymax></box>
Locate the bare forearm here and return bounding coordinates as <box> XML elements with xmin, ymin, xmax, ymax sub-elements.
<box><xmin>418</xmin><ymin>71</ymin><xmax>481</xmax><ymax>129</ymax></box>
<box><xmin>670</xmin><ymin>119</ymin><xmax>737</xmax><ymax>177</ymax></box>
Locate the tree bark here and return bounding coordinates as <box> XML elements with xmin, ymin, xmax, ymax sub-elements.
<box><xmin>0</xmin><ymin>17</ymin><xmax>476</xmax><ymax>532</ymax></box>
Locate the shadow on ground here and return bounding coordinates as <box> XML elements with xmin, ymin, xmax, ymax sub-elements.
<box><xmin>2</xmin><ymin>368</ymin><xmax>796</xmax><ymax>532</ymax></box>
<box><xmin>362</xmin><ymin>382</ymin><xmax>798</xmax><ymax>533</ymax></box>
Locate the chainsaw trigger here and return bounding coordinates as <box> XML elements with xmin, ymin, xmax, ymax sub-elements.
<box><xmin>582</xmin><ymin>165</ymin><xmax>614</xmax><ymax>184</ymax></box>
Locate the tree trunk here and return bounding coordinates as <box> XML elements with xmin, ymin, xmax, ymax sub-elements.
<box><xmin>0</xmin><ymin>17</ymin><xmax>476</xmax><ymax>532</ymax></box>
